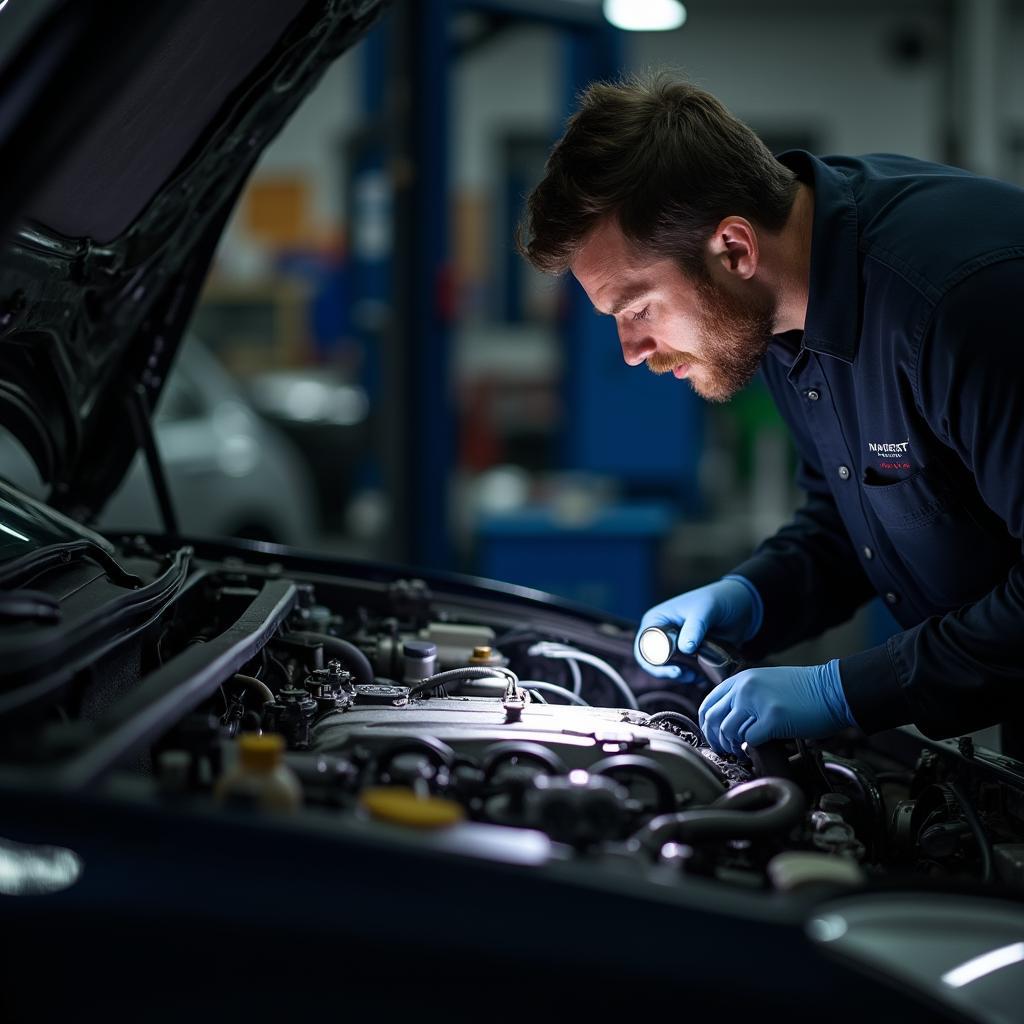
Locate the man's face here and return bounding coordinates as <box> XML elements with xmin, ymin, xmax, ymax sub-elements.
<box><xmin>569</xmin><ymin>217</ymin><xmax>776</xmax><ymax>402</ymax></box>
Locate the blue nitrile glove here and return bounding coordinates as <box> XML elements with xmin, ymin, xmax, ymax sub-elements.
<box><xmin>697</xmin><ymin>660</ymin><xmax>856</xmax><ymax>756</ymax></box>
<box><xmin>633</xmin><ymin>575</ymin><xmax>763</xmax><ymax>681</ymax></box>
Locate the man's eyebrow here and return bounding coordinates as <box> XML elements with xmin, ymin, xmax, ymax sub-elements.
<box><xmin>594</xmin><ymin>287</ymin><xmax>653</xmax><ymax>317</ymax></box>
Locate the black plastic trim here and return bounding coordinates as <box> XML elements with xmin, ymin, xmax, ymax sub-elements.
<box><xmin>52</xmin><ymin>577</ymin><xmax>297</xmax><ymax>789</ymax></box>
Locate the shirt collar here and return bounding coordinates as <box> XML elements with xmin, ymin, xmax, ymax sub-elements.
<box><xmin>775</xmin><ymin>150</ymin><xmax>861</xmax><ymax>364</ymax></box>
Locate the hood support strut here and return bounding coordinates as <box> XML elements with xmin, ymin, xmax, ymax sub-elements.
<box><xmin>126</xmin><ymin>384</ymin><xmax>178</xmax><ymax>537</ymax></box>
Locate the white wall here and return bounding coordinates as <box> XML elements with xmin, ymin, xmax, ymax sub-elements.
<box><xmin>255</xmin><ymin>50</ymin><xmax>364</xmax><ymax>225</ymax></box>
<box><xmin>453</xmin><ymin>25</ymin><xmax>561</xmax><ymax>190</ymax></box>
<box><xmin>627</xmin><ymin>7</ymin><xmax>946</xmax><ymax>160</ymax></box>
<box><xmin>214</xmin><ymin>45</ymin><xmax>364</xmax><ymax>278</ymax></box>
<box><xmin>212</xmin><ymin>1</ymin><xmax>1024</xmax><ymax>278</ymax></box>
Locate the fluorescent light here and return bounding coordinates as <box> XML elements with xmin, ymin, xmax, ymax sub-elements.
<box><xmin>603</xmin><ymin>0</ymin><xmax>686</xmax><ymax>32</ymax></box>
<box><xmin>942</xmin><ymin>943</ymin><xmax>1024</xmax><ymax>988</ymax></box>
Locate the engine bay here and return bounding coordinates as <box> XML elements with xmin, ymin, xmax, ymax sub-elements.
<box><xmin>4</xmin><ymin>530</ymin><xmax>1023</xmax><ymax>902</ymax></box>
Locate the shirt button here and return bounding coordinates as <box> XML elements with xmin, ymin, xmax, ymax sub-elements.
<box><xmin>862</xmin><ymin>546</ymin><xmax>874</xmax><ymax>560</ymax></box>
<box><xmin>837</xmin><ymin>465</ymin><xmax>851</xmax><ymax>480</ymax></box>
<box><xmin>885</xmin><ymin>591</ymin><xmax>899</xmax><ymax>605</ymax></box>
<box><xmin>807</xmin><ymin>389</ymin><xmax>820</xmax><ymax>401</ymax></box>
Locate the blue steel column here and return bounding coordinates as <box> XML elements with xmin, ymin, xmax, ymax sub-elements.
<box><xmin>391</xmin><ymin>0</ymin><xmax>453</xmax><ymax>569</ymax></box>
<box><xmin>560</xmin><ymin>27</ymin><xmax>705</xmax><ymax>507</ymax></box>
<box><xmin>349</xmin><ymin>22</ymin><xmax>390</xmax><ymax>487</ymax></box>
<box><xmin>560</xmin><ymin>23</ymin><xmax>622</xmax><ymax>476</ymax></box>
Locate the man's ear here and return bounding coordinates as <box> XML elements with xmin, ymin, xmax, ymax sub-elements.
<box><xmin>707</xmin><ymin>216</ymin><xmax>759</xmax><ymax>280</ymax></box>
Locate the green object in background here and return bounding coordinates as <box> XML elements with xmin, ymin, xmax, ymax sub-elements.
<box><xmin>727</xmin><ymin>377</ymin><xmax>794</xmax><ymax>483</ymax></box>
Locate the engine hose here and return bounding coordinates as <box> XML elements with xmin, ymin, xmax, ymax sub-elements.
<box><xmin>635</xmin><ymin>777</ymin><xmax>806</xmax><ymax>849</ymax></box>
<box><xmin>519</xmin><ymin>681</ymin><xmax>589</xmax><ymax>706</ymax></box>
<box><xmin>822</xmin><ymin>756</ymin><xmax>887</xmax><ymax>854</ymax></box>
<box><xmin>232</xmin><ymin>673</ymin><xmax>275</xmax><ymax>705</ymax></box>
<box><xmin>286</xmin><ymin>631</ymin><xmax>374</xmax><ymax>687</ymax></box>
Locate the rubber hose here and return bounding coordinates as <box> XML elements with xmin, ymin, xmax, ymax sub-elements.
<box><xmin>745</xmin><ymin>740</ymin><xmax>793</xmax><ymax>779</ymax></box>
<box><xmin>637</xmin><ymin>777</ymin><xmax>806</xmax><ymax>848</ymax></box>
<box><xmin>287</xmin><ymin>631</ymin><xmax>374</xmax><ymax>687</ymax></box>
<box><xmin>233</xmin><ymin>673</ymin><xmax>275</xmax><ymax>705</ymax></box>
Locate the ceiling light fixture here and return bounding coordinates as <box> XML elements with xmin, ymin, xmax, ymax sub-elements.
<box><xmin>602</xmin><ymin>0</ymin><xmax>686</xmax><ymax>32</ymax></box>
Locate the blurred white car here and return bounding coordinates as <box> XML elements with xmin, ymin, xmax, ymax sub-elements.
<box><xmin>0</xmin><ymin>339</ymin><xmax>318</xmax><ymax>546</ymax></box>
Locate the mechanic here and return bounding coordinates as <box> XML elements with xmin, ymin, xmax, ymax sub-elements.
<box><xmin>516</xmin><ymin>73</ymin><xmax>1024</xmax><ymax>757</ymax></box>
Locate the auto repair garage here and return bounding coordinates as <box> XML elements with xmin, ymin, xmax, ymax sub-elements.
<box><xmin>0</xmin><ymin>1</ymin><xmax>1022</xmax><ymax>1020</ymax></box>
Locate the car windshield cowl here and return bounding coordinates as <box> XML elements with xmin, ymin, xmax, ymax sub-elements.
<box><xmin>0</xmin><ymin>478</ymin><xmax>115</xmax><ymax>568</ymax></box>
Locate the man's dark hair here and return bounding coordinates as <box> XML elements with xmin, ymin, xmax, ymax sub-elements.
<box><xmin>517</xmin><ymin>72</ymin><xmax>799</xmax><ymax>277</ymax></box>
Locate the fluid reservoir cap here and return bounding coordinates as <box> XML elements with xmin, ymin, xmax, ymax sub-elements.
<box><xmin>360</xmin><ymin>786</ymin><xmax>465</xmax><ymax>829</ymax></box>
<box><xmin>354</xmin><ymin>683</ymin><xmax>410</xmax><ymax>705</ymax></box>
<box><xmin>638</xmin><ymin>626</ymin><xmax>675</xmax><ymax>666</ymax></box>
<box><xmin>238</xmin><ymin>732</ymin><xmax>285</xmax><ymax>772</ymax></box>
<box><xmin>403</xmin><ymin>640</ymin><xmax>437</xmax><ymax>660</ymax></box>
<box><xmin>469</xmin><ymin>645</ymin><xmax>501</xmax><ymax>665</ymax></box>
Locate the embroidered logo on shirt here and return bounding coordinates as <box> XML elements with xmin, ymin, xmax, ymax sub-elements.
<box><xmin>867</xmin><ymin>439</ymin><xmax>911</xmax><ymax>471</ymax></box>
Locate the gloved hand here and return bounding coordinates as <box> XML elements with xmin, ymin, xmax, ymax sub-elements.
<box><xmin>697</xmin><ymin>660</ymin><xmax>856</xmax><ymax>756</ymax></box>
<box><xmin>634</xmin><ymin>575</ymin><xmax>762</xmax><ymax>681</ymax></box>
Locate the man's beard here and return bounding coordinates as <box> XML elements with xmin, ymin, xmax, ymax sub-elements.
<box><xmin>646</xmin><ymin>274</ymin><xmax>776</xmax><ymax>402</ymax></box>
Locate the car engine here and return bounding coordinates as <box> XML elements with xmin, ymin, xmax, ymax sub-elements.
<box><xmin>1</xmin><ymin>534</ymin><xmax>1007</xmax><ymax>898</ymax></box>
<box><xmin>5</xmin><ymin>531</ymin><xmax>1024</xmax><ymax>1021</ymax></box>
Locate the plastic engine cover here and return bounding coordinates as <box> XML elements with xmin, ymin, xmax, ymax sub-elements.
<box><xmin>311</xmin><ymin>695</ymin><xmax>726</xmax><ymax>804</ymax></box>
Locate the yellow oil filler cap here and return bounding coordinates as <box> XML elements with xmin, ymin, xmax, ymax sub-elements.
<box><xmin>359</xmin><ymin>787</ymin><xmax>465</xmax><ymax>829</ymax></box>
<box><xmin>238</xmin><ymin>732</ymin><xmax>286</xmax><ymax>772</ymax></box>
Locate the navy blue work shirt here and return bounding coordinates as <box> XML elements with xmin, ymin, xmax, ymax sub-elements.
<box><xmin>730</xmin><ymin>150</ymin><xmax>1024</xmax><ymax>738</ymax></box>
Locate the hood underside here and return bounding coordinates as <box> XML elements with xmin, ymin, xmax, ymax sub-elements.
<box><xmin>0</xmin><ymin>0</ymin><xmax>385</xmax><ymax>524</ymax></box>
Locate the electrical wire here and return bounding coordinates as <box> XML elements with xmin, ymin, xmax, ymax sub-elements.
<box><xmin>407</xmin><ymin>665</ymin><xmax>518</xmax><ymax>700</ymax></box>
<box><xmin>527</xmin><ymin>642</ymin><xmax>638</xmax><ymax>710</ymax></box>
<box><xmin>266</xmin><ymin>652</ymin><xmax>291</xmax><ymax>688</ymax></box>
<box><xmin>519</xmin><ymin>681</ymin><xmax>589</xmax><ymax>706</ymax></box>
<box><xmin>566</xmin><ymin>658</ymin><xmax>583</xmax><ymax>696</ymax></box>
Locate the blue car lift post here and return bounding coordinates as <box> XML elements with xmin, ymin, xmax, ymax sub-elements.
<box><xmin>356</xmin><ymin>2</ymin><xmax>702</xmax><ymax>585</ymax></box>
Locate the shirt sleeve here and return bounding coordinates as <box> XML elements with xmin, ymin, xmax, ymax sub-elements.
<box><xmin>729</xmin><ymin>381</ymin><xmax>876</xmax><ymax>659</ymax></box>
<box><xmin>839</xmin><ymin>258</ymin><xmax>1024</xmax><ymax>737</ymax></box>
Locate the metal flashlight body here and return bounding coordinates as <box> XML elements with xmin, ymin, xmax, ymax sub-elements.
<box><xmin>637</xmin><ymin>628</ymin><xmax>792</xmax><ymax>776</ymax></box>
<box><xmin>637</xmin><ymin>626</ymin><xmax>742</xmax><ymax>685</ymax></box>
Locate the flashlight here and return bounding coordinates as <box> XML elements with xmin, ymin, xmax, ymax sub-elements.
<box><xmin>637</xmin><ymin>626</ymin><xmax>742</xmax><ymax>685</ymax></box>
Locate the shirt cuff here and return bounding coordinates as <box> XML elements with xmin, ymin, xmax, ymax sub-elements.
<box><xmin>721</xmin><ymin>573</ymin><xmax>764</xmax><ymax>642</ymax></box>
<box><xmin>725</xmin><ymin>552</ymin><xmax>790</xmax><ymax>656</ymax></box>
<box><xmin>838</xmin><ymin>641</ymin><xmax>914</xmax><ymax>734</ymax></box>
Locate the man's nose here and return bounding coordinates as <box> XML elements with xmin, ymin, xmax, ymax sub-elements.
<box><xmin>619</xmin><ymin>330</ymin><xmax>656</xmax><ymax>367</ymax></box>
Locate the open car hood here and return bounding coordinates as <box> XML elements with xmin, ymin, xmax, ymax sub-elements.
<box><xmin>0</xmin><ymin>0</ymin><xmax>385</xmax><ymax>523</ymax></box>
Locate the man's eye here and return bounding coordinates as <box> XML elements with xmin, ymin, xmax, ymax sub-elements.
<box><xmin>632</xmin><ymin>306</ymin><xmax>650</xmax><ymax>321</ymax></box>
